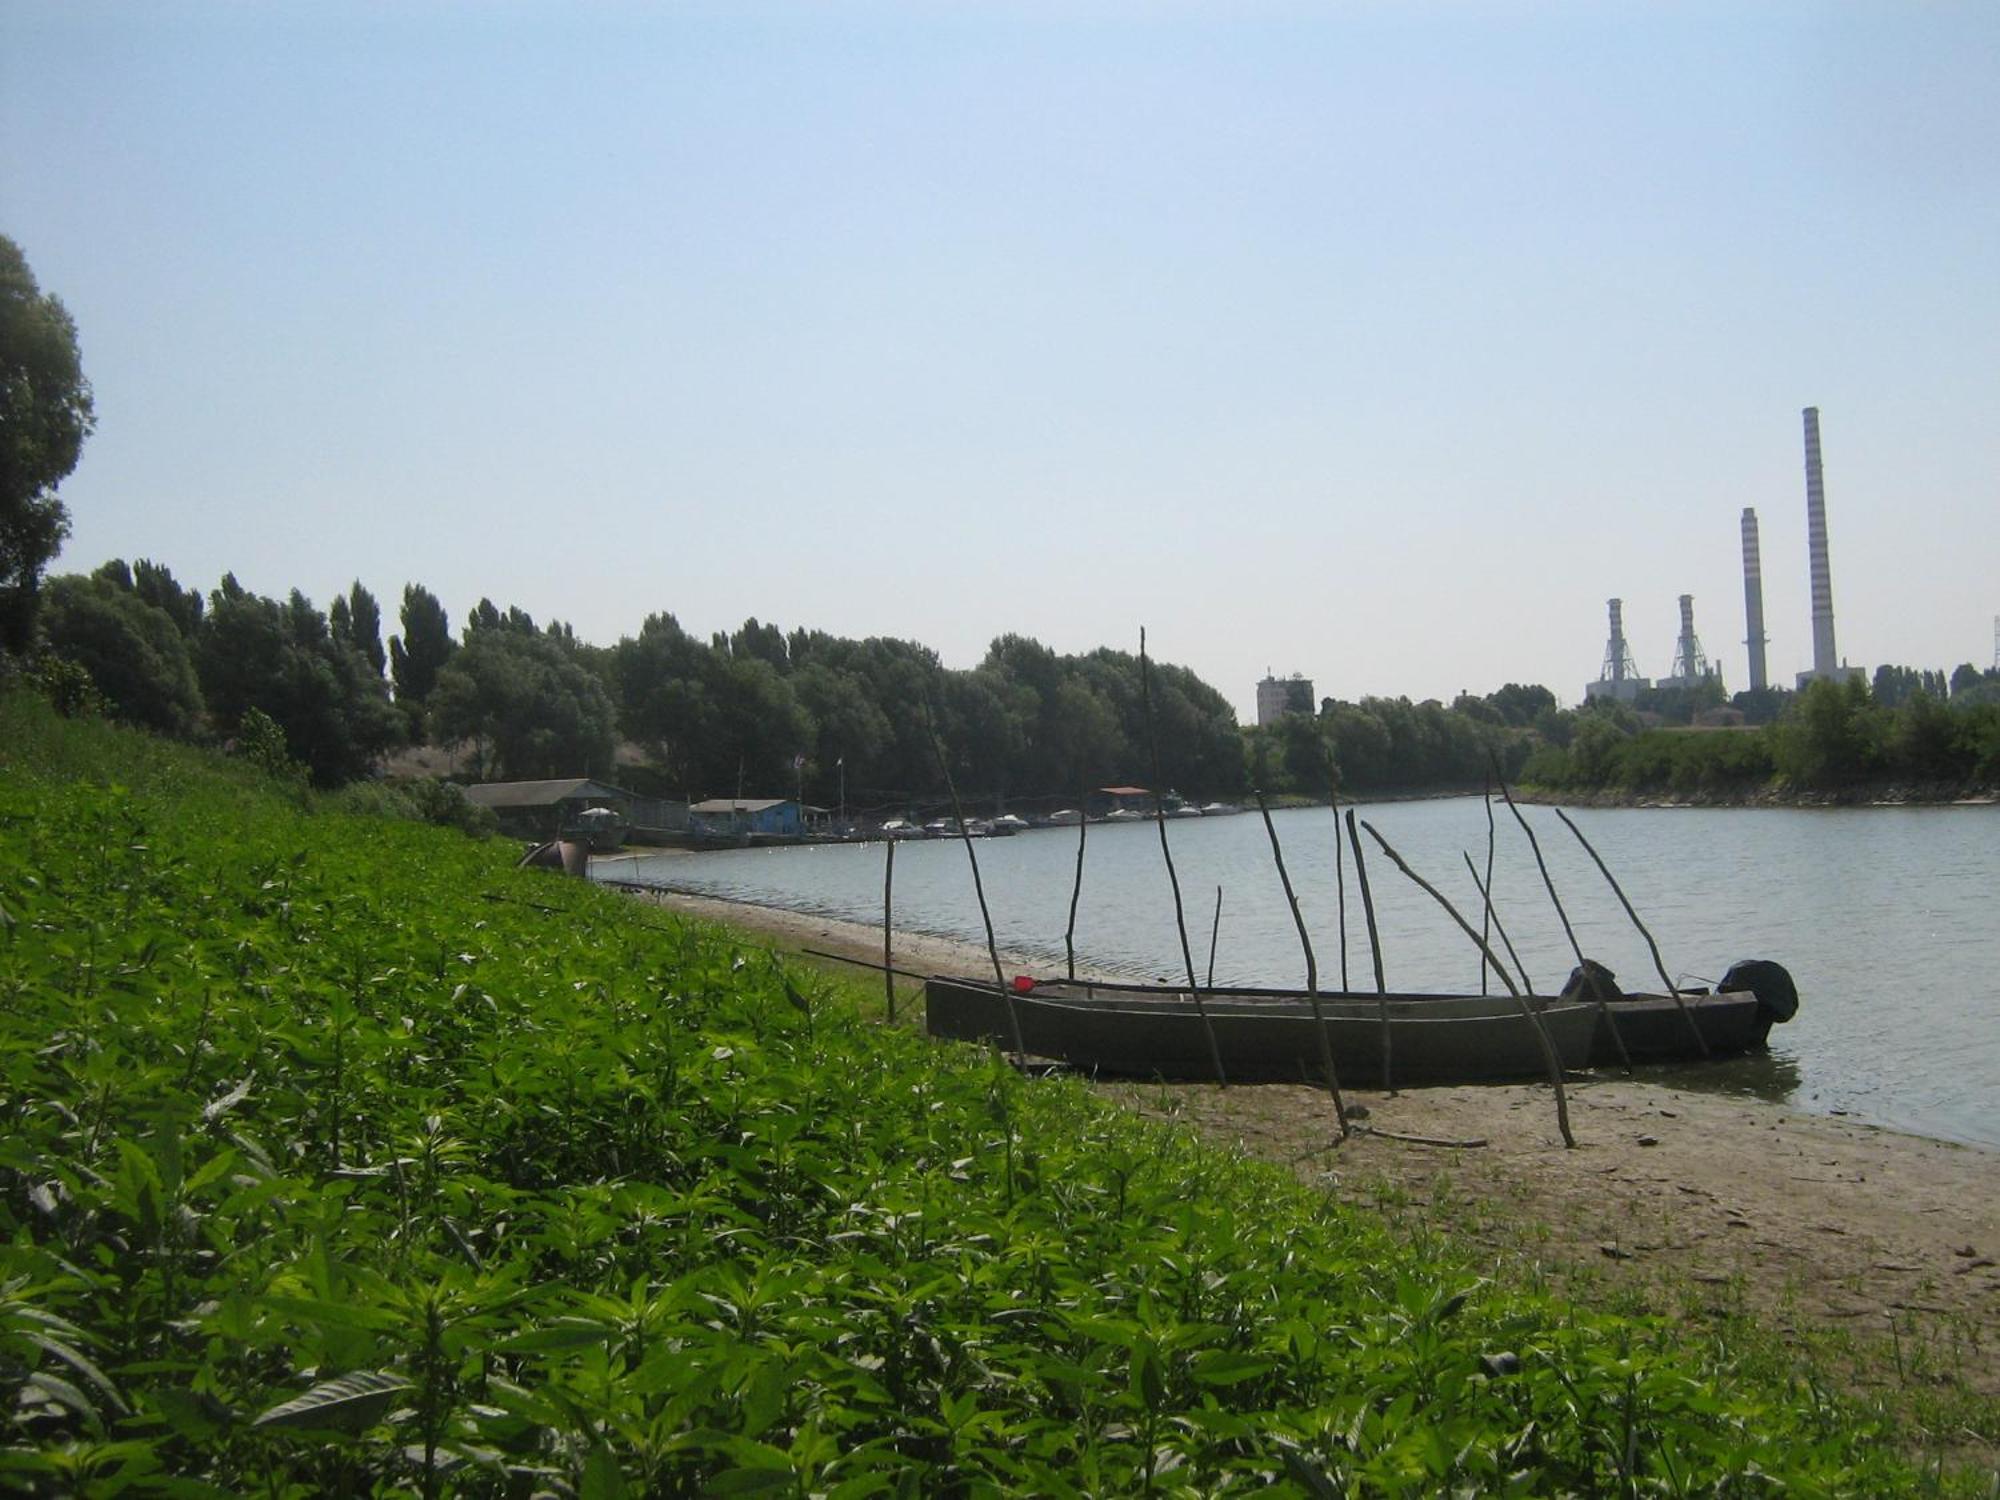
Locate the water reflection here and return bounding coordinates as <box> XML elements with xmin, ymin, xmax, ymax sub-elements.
<box><xmin>1598</xmin><ymin>1047</ymin><xmax>1803</xmax><ymax>1106</ymax></box>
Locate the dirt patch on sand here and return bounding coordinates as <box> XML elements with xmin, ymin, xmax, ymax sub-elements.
<box><xmin>613</xmin><ymin>877</ymin><xmax>2000</xmax><ymax>1407</ymax></box>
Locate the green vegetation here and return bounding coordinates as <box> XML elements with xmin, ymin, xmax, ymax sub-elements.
<box><xmin>0</xmin><ymin>236</ymin><xmax>95</xmax><ymax>655</ymax></box>
<box><xmin>0</xmin><ymin>695</ymin><xmax>1978</xmax><ymax>1494</ymax></box>
<box><xmin>1523</xmin><ymin>678</ymin><xmax>2000</xmax><ymax>799</ymax></box>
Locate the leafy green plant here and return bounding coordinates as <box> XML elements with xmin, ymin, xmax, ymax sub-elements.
<box><xmin>0</xmin><ymin>692</ymin><xmax>1990</xmax><ymax>1495</ymax></box>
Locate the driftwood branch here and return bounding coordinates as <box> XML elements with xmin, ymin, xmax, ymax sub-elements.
<box><xmin>1359</xmin><ymin>819</ymin><xmax>1576</xmax><ymax>1149</ymax></box>
<box><xmin>1352</xmin><ymin>1125</ymin><xmax>1490</xmax><ymax>1149</ymax></box>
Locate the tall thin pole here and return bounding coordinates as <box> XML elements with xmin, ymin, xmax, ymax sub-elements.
<box><xmin>1480</xmin><ymin>775</ymin><xmax>1497</xmax><ymax>996</ymax></box>
<box><xmin>1206</xmin><ymin>886</ymin><xmax>1223</xmax><ymax>989</ymax></box>
<box><xmin>1361</xmin><ymin>821</ymin><xmax>1575</xmax><ymax>1149</ymax></box>
<box><xmin>1141</xmin><ymin>628</ymin><xmax>1226</xmax><ymax>1086</ymax></box>
<box><xmin>1463</xmin><ymin>851</ymin><xmax>1533</xmax><ymax>995</ymax></box>
<box><xmin>1065</xmin><ymin>783</ymin><xmax>1088</xmax><ymax>983</ymax></box>
<box><xmin>1553</xmin><ymin>808</ymin><xmax>1708</xmax><ymax>1058</ymax></box>
<box><xmin>1328</xmin><ymin>748</ymin><xmax>1349</xmax><ymax>992</ymax></box>
<box><xmin>1256</xmin><ymin>789</ymin><xmax>1347</xmax><ymax>1130</ymax></box>
<box><xmin>1488</xmin><ymin>761</ymin><xmax>1632</xmax><ymax>1071</ymax></box>
<box><xmin>882</xmin><ymin>838</ymin><xmax>897</xmax><ymax>1023</ymax></box>
<box><xmin>1343</xmin><ymin>810</ymin><xmax>1388</xmax><ymax>994</ymax></box>
<box><xmin>923</xmin><ymin>695</ymin><xmax>1021</xmax><ymax>1055</ymax></box>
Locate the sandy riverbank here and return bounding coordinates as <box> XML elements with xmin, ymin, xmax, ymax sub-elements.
<box><xmin>607</xmin><ymin>874</ymin><xmax>2000</xmax><ymax>1409</ymax></box>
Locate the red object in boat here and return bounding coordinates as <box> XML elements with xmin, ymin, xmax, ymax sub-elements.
<box><xmin>1012</xmin><ymin>975</ymin><xmax>1036</xmax><ymax>993</ymax></box>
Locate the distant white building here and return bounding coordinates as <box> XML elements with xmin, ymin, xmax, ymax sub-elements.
<box><xmin>1256</xmin><ymin>673</ymin><xmax>1314</xmax><ymax>726</ymax></box>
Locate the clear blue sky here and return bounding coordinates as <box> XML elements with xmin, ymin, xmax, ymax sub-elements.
<box><xmin>5</xmin><ymin>1</ymin><xmax>1995</xmax><ymax>719</ymax></box>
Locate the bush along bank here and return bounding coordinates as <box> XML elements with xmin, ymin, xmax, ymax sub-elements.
<box><xmin>0</xmin><ymin>694</ymin><xmax>1968</xmax><ymax>1494</ymax></box>
<box><xmin>1520</xmin><ymin>679</ymin><xmax>2000</xmax><ymax>805</ymax></box>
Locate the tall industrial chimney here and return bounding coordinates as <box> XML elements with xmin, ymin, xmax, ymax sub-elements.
<box><xmin>1803</xmin><ymin>407</ymin><xmax>1838</xmax><ymax>677</ymax></box>
<box><xmin>1669</xmin><ymin>594</ymin><xmax>1710</xmax><ymax>683</ymax></box>
<box><xmin>1740</xmin><ymin>507</ymin><xmax>1769</xmax><ymax>692</ymax></box>
<box><xmin>1585</xmin><ymin>598</ymin><xmax>1650</xmax><ymax>703</ymax></box>
<box><xmin>1603</xmin><ymin>598</ymin><xmax>1639</xmax><ymax>682</ymax></box>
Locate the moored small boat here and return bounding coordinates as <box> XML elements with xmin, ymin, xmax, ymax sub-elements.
<box><xmin>1564</xmin><ymin>958</ymin><xmax>1798</xmax><ymax>1066</ymax></box>
<box><xmin>924</xmin><ymin>976</ymin><xmax>1598</xmax><ymax>1087</ymax></box>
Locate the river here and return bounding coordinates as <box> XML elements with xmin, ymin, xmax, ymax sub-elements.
<box><xmin>603</xmin><ymin>798</ymin><xmax>2000</xmax><ymax>1149</ymax></box>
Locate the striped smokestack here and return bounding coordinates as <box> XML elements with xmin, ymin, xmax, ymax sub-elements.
<box><xmin>1803</xmin><ymin>407</ymin><xmax>1838</xmax><ymax>677</ymax></box>
<box><xmin>1741</xmin><ymin>506</ymin><xmax>1768</xmax><ymax>692</ymax></box>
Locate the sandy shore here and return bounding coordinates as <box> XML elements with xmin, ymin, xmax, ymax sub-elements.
<box><xmin>608</xmin><ymin>874</ymin><xmax>2000</xmax><ymax>1409</ymax></box>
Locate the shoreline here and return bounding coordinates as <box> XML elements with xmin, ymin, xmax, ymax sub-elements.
<box><xmin>609</xmin><ymin>874</ymin><xmax>2000</xmax><ymax>1411</ymax></box>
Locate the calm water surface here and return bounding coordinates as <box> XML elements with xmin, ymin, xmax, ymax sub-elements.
<box><xmin>606</xmin><ymin>800</ymin><xmax>2000</xmax><ymax>1148</ymax></box>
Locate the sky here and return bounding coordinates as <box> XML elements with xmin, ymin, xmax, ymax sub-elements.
<box><xmin>4</xmin><ymin>1</ymin><xmax>1996</xmax><ymax>722</ymax></box>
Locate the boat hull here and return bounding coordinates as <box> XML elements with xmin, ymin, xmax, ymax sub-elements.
<box><xmin>924</xmin><ymin>978</ymin><xmax>1597</xmax><ymax>1087</ymax></box>
<box><xmin>1586</xmin><ymin>990</ymin><xmax>1774</xmax><ymax>1066</ymax></box>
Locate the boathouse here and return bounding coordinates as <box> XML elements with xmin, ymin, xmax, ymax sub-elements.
<box><xmin>460</xmin><ymin>777</ymin><xmax>633</xmax><ymax>841</ymax></box>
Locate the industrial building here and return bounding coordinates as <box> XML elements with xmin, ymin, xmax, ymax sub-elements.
<box><xmin>1584</xmin><ymin>599</ymin><xmax>1650</xmax><ymax>704</ymax></box>
<box><xmin>1656</xmin><ymin>594</ymin><xmax>1722</xmax><ymax>693</ymax></box>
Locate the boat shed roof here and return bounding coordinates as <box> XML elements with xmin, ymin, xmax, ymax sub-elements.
<box><xmin>460</xmin><ymin>777</ymin><xmax>631</xmax><ymax>810</ymax></box>
<box><xmin>690</xmin><ymin>798</ymin><xmax>792</xmax><ymax>814</ymax></box>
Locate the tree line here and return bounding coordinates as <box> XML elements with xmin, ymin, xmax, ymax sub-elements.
<box><xmin>26</xmin><ymin>560</ymin><xmax>1257</xmax><ymax>805</ymax></box>
<box><xmin>1521</xmin><ymin>674</ymin><xmax>2000</xmax><ymax>796</ymax></box>
<box><xmin>7</xmin><ymin>235</ymin><xmax>1995</xmax><ymax>810</ymax></box>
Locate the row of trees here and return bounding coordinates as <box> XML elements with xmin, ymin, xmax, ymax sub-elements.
<box><xmin>30</xmin><ymin>559</ymin><xmax>1253</xmax><ymax>803</ymax></box>
<box><xmin>1522</xmin><ymin>675</ymin><xmax>2000</xmax><ymax>795</ymax></box>
<box><xmin>9</xmin><ymin>236</ymin><xmax>1998</xmax><ymax>808</ymax></box>
<box><xmin>34</xmin><ymin>552</ymin><xmax>2000</xmax><ymax>804</ymax></box>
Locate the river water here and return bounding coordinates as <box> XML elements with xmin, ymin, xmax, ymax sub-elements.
<box><xmin>605</xmin><ymin>799</ymin><xmax>2000</xmax><ymax>1149</ymax></box>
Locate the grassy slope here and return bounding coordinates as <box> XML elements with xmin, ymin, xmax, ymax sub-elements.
<box><xmin>0</xmin><ymin>695</ymin><xmax>1969</xmax><ymax>1496</ymax></box>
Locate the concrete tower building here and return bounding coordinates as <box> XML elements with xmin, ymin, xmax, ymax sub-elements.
<box><xmin>1740</xmin><ymin>507</ymin><xmax>1769</xmax><ymax>692</ymax></box>
<box><xmin>1255</xmin><ymin>673</ymin><xmax>1314</xmax><ymax>726</ymax></box>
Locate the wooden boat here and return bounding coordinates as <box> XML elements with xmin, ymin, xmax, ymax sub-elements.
<box><xmin>1566</xmin><ymin>959</ymin><xmax>1798</xmax><ymax>1066</ymax></box>
<box><xmin>924</xmin><ymin>976</ymin><xmax>1599</xmax><ymax>1086</ymax></box>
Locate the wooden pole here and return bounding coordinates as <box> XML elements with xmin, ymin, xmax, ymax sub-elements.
<box><xmin>1462</xmin><ymin>851</ymin><xmax>1533</xmax><ymax>995</ymax></box>
<box><xmin>1342</xmin><ymin>809</ymin><xmax>1388</xmax><ymax>994</ymax></box>
<box><xmin>1489</xmin><ymin>758</ymin><xmax>1633</xmax><ymax>1072</ymax></box>
<box><xmin>1553</xmin><ymin>807</ymin><xmax>1710</xmax><ymax>1058</ymax></box>
<box><xmin>882</xmin><ymin>837</ymin><xmax>897</xmax><ymax>1024</ymax></box>
<box><xmin>1341</xmin><ymin>808</ymin><xmax>1393</xmax><ymax>1094</ymax></box>
<box><xmin>1360</xmin><ymin>820</ymin><xmax>1576</xmax><ymax>1149</ymax></box>
<box><xmin>1206</xmin><ymin>885</ymin><xmax>1223</xmax><ymax>989</ymax></box>
<box><xmin>1065</xmin><ymin>784</ymin><xmax>1088</xmax><ymax>983</ymax></box>
<box><xmin>1480</xmin><ymin>776</ymin><xmax>1497</xmax><ymax>996</ymax></box>
<box><xmin>1255</xmin><ymin>789</ymin><xmax>1348</xmax><ymax>1131</ymax></box>
<box><xmin>1140</xmin><ymin>629</ymin><xmax>1227</xmax><ymax>1085</ymax></box>
<box><xmin>1327</xmin><ymin>745</ymin><xmax>1349</xmax><ymax>992</ymax></box>
<box><xmin>923</xmin><ymin>694</ymin><xmax>1023</xmax><ymax>1056</ymax></box>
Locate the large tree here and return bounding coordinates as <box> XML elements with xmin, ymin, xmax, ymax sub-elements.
<box><xmin>388</xmin><ymin>583</ymin><xmax>456</xmax><ymax>713</ymax></box>
<box><xmin>41</xmin><ymin>572</ymin><xmax>204</xmax><ymax>736</ymax></box>
<box><xmin>429</xmin><ymin>627</ymin><xmax>616</xmax><ymax>781</ymax></box>
<box><xmin>198</xmin><ymin>577</ymin><xmax>400</xmax><ymax>785</ymax></box>
<box><xmin>0</xmin><ymin>236</ymin><xmax>95</xmax><ymax>653</ymax></box>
